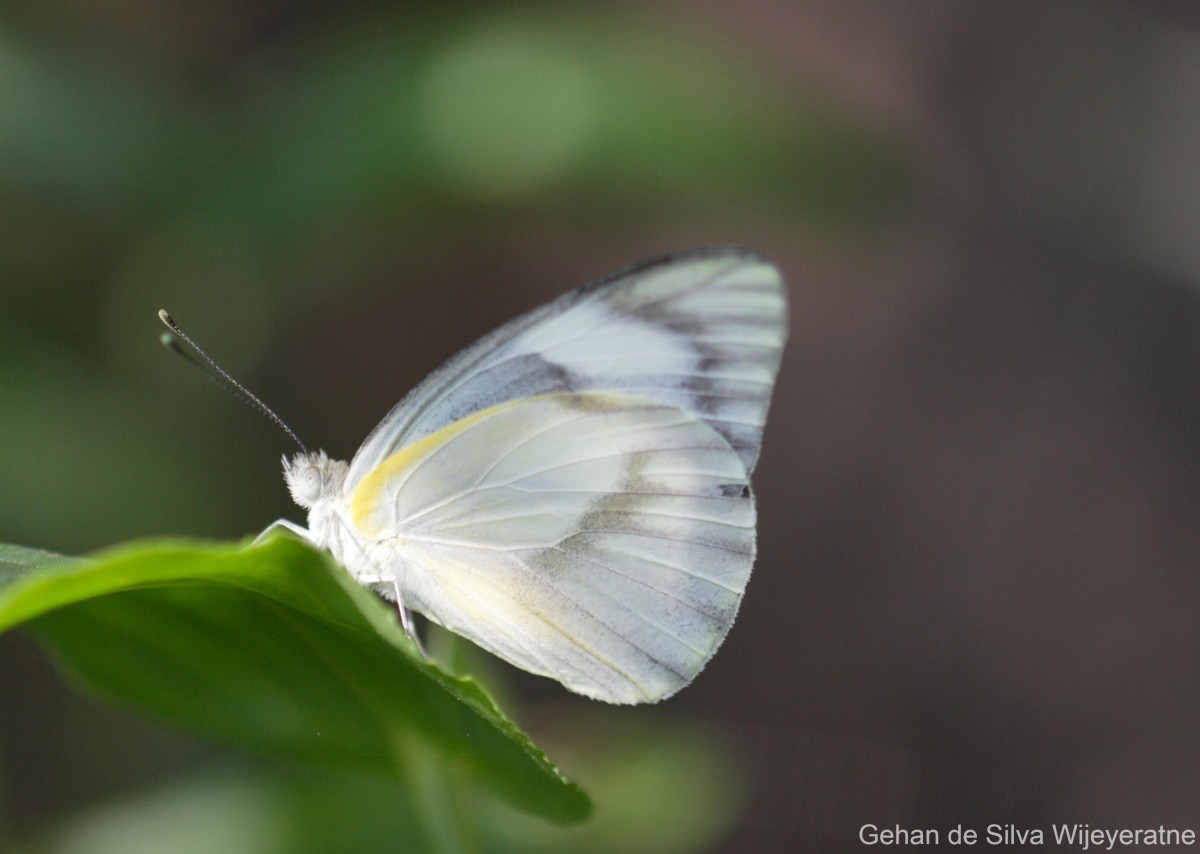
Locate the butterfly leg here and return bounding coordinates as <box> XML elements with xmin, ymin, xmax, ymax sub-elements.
<box><xmin>392</xmin><ymin>579</ymin><xmax>428</xmax><ymax>659</ymax></box>
<box><xmin>252</xmin><ymin>518</ymin><xmax>312</xmax><ymax>546</ymax></box>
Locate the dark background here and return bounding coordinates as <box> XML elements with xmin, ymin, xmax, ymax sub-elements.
<box><xmin>2</xmin><ymin>1</ymin><xmax>1200</xmax><ymax>850</ymax></box>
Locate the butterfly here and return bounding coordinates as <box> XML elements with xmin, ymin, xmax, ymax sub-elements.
<box><xmin>161</xmin><ymin>247</ymin><xmax>787</xmax><ymax>703</ymax></box>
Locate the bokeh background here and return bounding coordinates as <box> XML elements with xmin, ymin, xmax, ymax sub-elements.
<box><xmin>3</xmin><ymin>1</ymin><xmax>1200</xmax><ymax>851</ymax></box>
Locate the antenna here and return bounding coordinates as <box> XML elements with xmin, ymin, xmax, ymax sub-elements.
<box><xmin>158</xmin><ymin>310</ymin><xmax>309</xmax><ymax>454</ymax></box>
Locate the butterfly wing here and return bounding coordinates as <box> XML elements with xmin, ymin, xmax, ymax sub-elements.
<box><xmin>345</xmin><ymin>247</ymin><xmax>787</xmax><ymax>492</ymax></box>
<box><xmin>349</xmin><ymin>392</ymin><xmax>755</xmax><ymax>703</ymax></box>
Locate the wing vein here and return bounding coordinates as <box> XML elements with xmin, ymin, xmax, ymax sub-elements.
<box><xmin>421</xmin><ymin>547</ymin><xmax>687</xmax><ymax>685</ymax></box>
<box><xmin>547</xmin><ymin>544</ymin><xmax>732</xmax><ymax>625</ymax></box>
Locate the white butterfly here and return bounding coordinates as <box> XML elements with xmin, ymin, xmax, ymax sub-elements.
<box><xmin>163</xmin><ymin>247</ymin><xmax>787</xmax><ymax>703</ymax></box>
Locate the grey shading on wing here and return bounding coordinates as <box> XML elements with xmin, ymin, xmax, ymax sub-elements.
<box><xmin>345</xmin><ymin>248</ymin><xmax>788</xmax><ymax>491</ymax></box>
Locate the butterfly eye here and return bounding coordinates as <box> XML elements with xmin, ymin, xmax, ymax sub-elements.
<box><xmin>286</xmin><ymin>464</ymin><xmax>323</xmax><ymax>507</ymax></box>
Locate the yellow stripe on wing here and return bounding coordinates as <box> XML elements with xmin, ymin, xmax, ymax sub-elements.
<box><xmin>349</xmin><ymin>401</ymin><xmax>514</xmax><ymax>535</ymax></box>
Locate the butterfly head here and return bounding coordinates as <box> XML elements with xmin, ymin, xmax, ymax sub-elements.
<box><xmin>283</xmin><ymin>450</ymin><xmax>347</xmax><ymax>509</ymax></box>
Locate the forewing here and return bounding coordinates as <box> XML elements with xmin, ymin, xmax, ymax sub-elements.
<box><xmin>350</xmin><ymin>392</ymin><xmax>755</xmax><ymax>704</ymax></box>
<box><xmin>346</xmin><ymin>248</ymin><xmax>787</xmax><ymax>490</ymax></box>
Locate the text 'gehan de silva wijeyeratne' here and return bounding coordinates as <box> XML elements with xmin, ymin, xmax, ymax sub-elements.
<box><xmin>859</xmin><ymin>823</ymin><xmax>1195</xmax><ymax>849</ymax></box>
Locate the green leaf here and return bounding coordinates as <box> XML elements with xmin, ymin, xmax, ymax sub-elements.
<box><xmin>0</xmin><ymin>538</ymin><xmax>590</xmax><ymax>826</ymax></box>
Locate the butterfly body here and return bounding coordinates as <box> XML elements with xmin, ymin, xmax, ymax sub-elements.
<box><xmin>274</xmin><ymin>248</ymin><xmax>787</xmax><ymax>703</ymax></box>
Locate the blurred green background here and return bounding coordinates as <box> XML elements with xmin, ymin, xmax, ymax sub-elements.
<box><xmin>4</xmin><ymin>1</ymin><xmax>1200</xmax><ymax>851</ymax></box>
